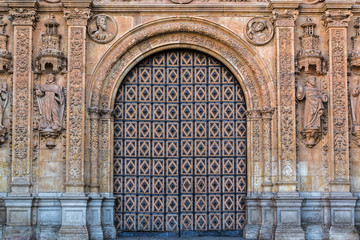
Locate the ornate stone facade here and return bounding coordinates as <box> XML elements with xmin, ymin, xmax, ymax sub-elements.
<box><xmin>1</xmin><ymin>0</ymin><xmax>360</xmax><ymax>240</ymax></box>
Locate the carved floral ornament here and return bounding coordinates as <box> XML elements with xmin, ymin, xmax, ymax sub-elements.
<box><xmin>9</xmin><ymin>8</ymin><xmax>38</xmax><ymax>28</ymax></box>
<box><xmin>245</xmin><ymin>17</ymin><xmax>274</xmax><ymax>46</ymax></box>
<box><xmin>87</xmin><ymin>14</ymin><xmax>118</xmax><ymax>44</ymax></box>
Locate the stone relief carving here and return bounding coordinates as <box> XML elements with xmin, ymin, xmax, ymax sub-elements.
<box><xmin>245</xmin><ymin>17</ymin><xmax>274</xmax><ymax>46</ymax></box>
<box><xmin>35</xmin><ymin>15</ymin><xmax>66</xmax><ymax>75</ymax></box>
<box><xmin>351</xmin><ymin>82</ymin><xmax>360</xmax><ymax>146</ymax></box>
<box><xmin>297</xmin><ymin>76</ymin><xmax>328</xmax><ymax>148</ymax></box>
<box><xmin>88</xmin><ymin>14</ymin><xmax>117</xmax><ymax>44</ymax></box>
<box><xmin>34</xmin><ymin>74</ymin><xmax>65</xmax><ymax>149</ymax></box>
<box><xmin>297</xmin><ymin>17</ymin><xmax>326</xmax><ymax>74</ymax></box>
<box><xmin>0</xmin><ymin>16</ymin><xmax>12</xmax><ymax>73</ymax></box>
<box><xmin>302</xmin><ymin>0</ymin><xmax>324</xmax><ymax>4</ymax></box>
<box><xmin>0</xmin><ymin>82</ymin><xmax>9</xmax><ymax>144</ymax></box>
<box><xmin>350</xmin><ymin>18</ymin><xmax>360</xmax><ymax>146</ymax></box>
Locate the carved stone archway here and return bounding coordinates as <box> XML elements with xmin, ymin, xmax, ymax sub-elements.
<box><xmin>87</xmin><ymin>17</ymin><xmax>276</xmax><ymax>200</ymax></box>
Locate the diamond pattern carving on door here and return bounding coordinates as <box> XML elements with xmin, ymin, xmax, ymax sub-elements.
<box><xmin>114</xmin><ymin>50</ymin><xmax>247</xmax><ymax>237</ymax></box>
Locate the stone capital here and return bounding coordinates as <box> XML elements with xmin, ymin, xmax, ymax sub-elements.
<box><xmin>9</xmin><ymin>8</ymin><xmax>38</xmax><ymax>29</ymax></box>
<box><xmin>99</xmin><ymin>108</ymin><xmax>114</xmax><ymax>120</ymax></box>
<box><xmin>322</xmin><ymin>10</ymin><xmax>353</xmax><ymax>29</ymax></box>
<box><xmin>272</xmin><ymin>9</ymin><xmax>299</xmax><ymax>27</ymax></box>
<box><xmin>88</xmin><ymin>107</ymin><xmax>100</xmax><ymax>119</ymax></box>
<box><xmin>246</xmin><ymin>109</ymin><xmax>262</xmax><ymax>121</ymax></box>
<box><xmin>261</xmin><ymin>108</ymin><xmax>275</xmax><ymax>119</ymax></box>
<box><xmin>64</xmin><ymin>8</ymin><xmax>91</xmax><ymax>26</ymax></box>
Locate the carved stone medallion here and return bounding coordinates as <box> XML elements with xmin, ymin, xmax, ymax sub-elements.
<box><xmin>302</xmin><ymin>0</ymin><xmax>324</xmax><ymax>4</ymax></box>
<box><xmin>87</xmin><ymin>14</ymin><xmax>117</xmax><ymax>44</ymax></box>
<box><xmin>245</xmin><ymin>17</ymin><xmax>274</xmax><ymax>46</ymax></box>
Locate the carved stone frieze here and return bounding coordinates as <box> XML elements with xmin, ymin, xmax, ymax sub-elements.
<box><xmin>0</xmin><ymin>16</ymin><xmax>12</xmax><ymax>73</ymax></box>
<box><xmin>34</xmin><ymin>74</ymin><xmax>65</xmax><ymax>149</ymax></box>
<box><xmin>88</xmin><ymin>14</ymin><xmax>117</xmax><ymax>44</ymax></box>
<box><xmin>297</xmin><ymin>76</ymin><xmax>328</xmax><ymax>148</ymax></box>
<box><xmin>35</xmin><ymin>15</ymin><xmax>66</xmax><ymax>75</ymax></box>
<box><xmin>0</xmin><ymin>82</ymin><xmax>9</xmax><ymax>144</ymax></box>
<box><xmin>245</xmin><ymin>17</ymin><xmax>274</xmax><ymax>46</ymax></box>
<box><xmin>297</xmin><ymin>17</ymin><xmax>326</xmax><ymax>74</ymax></box>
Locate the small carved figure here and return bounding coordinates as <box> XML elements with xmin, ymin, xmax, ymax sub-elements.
<box><xmin>245</xmin><ymin>17</ymin><xmax>274</xmax><ymax>46</ymax></box>
<box><xmin>297</xmin><ymin>76</ymin><xmax>328</xmax><ymax>147</ymax></box>
<box><xmin>351</xmin><ymin>83</ymin><xmax>360</xmax><ymax>128</ymax></box>
<box><xmin>35</xmin><ymin>74</ymin><xmax>65</xmax><ymax>148</ymax></box>
<box><xmin>0</xmin><ymin>82</ymin><xmax>8</xmax><ymax>144</ymax></box>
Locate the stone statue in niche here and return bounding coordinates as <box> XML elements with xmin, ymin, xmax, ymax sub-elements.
<box><xmin>34</xmin><ymin>74</ymin><xmax>65</xmax><ymax>149</ymax></box>
<box><xmin>0</xmin><ymin>82</ymin><xmax>8</xmax><ymax>144</ymax></box>
<box><xmin>245</xmin><ymin>17</ymin><xmax>274</xmax><ymax>46</ymax></box>
<box><xmin>88</xmin><ymin>14</ymin><xmax>117</xmax><ymax>44</ymax></box>
<box><xmin>297</xmin><ymin>76</ymin><xmax>328</xmax><ymax>148</ymax></box>
<box><xmin>351</xmin><ymin>83</ymin><xmax>360</xmax><ymax>145</ymax></box>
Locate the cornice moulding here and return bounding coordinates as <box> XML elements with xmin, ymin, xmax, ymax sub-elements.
<box><xmin>269</xmin><ymin>0</ymin><xmax>302</xmax><ymax>10</ymax></box>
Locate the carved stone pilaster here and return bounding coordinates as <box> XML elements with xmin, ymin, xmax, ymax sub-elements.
<box><xmin>261</xmin><ymin>108</ymin><xmax>274</xmax><ymax>191</ymax></box>
<box><xmin>272</xmin><ymin>8</ymin><xmax>299</xmax><ymax>191</ymax></box>
<box><xmin>323</xmin><ymin>9</ymin><xmax>359</xmax><ymax>240</ymax></box>
<box><xmin>322</xmin><ymin>10</ymin><xmax>352</xmax><ymax>190</ymax></box>
<box><xmin>88</xmin><ymin>107</ymin><xmax>100</xmax><ymax>195</ymax></box>
<box><xmin>9</xmin><ymin>7</ymin><xmax>38</xmax><ymax>195</ymax></box>
<box><xmin>64</xmin><ymin>8</ymin><xmax>90</xmax><ymax>193</ymax></box>
<box><xmin>99</xmin><ymin>109</ymin><xmax>113</xmax><ymax>194</ymax></box>
<box><xmin>246</xmin><ymin>110</ymin><xmax>262</xmax><ymax>193</ymax></box>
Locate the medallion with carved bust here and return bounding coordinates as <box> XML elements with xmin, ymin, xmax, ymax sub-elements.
<box><xmin>88</xmin><ymin>14</ymin><xmax>117</xmax><ymax>44</ymax></box>
<box><xmin>245</xmin><ymin>17</ymin><xmax>274</xmax><ymax>46</ymax></box>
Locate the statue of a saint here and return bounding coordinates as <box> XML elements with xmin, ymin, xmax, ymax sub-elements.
<box><xmin>35</xmin><ymin>74</ymin><xmax>64</xmax><ymax>134</ymax></box>
<box><xmin>351</xmin><ymin>83</ymin><xmax>360</xmax><ymax>130</ymax></box>
<box><xmin>297</xmin><ymin>76</ymin><xmax>328</xmax><ymax>130</ymax></box>
<box><xmin>90</xmin><ymin>15</ymin><xmax>110</xmax><ymax>41</ymax></box>
<box><xmin>0</xmin><ymin>82</ymin><xmax>8</xmax><ymax>144</ymax></box>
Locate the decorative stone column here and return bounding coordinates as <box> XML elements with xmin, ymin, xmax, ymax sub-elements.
<box><xmin>244</xmin><ymin>109</ymin><xmax>262</xmax><ymax>239</ymax></box>
<box><xmin>98</xmin><ymin>109</ymin><xmax>116</xmax><ymax>239</ymax></box>
<box><xmin>271</xmin><ymin>2</ymin><xmax>305</xmax><ymax>239</ymax></box>
<box><xmin>4</xmin><ymin>5</ymin><xmax>37</xmax><ymax>240</ymax></box>
<box><xmin>87</xmin><ymin>107</ymin><xmax>104</xmax><ymax>239</ymax></box>
<box><xmin>323</xmin><ymin>9</ymin><xmax>359</xmax><ymax>240</ymax></box>
<box><xmin>58</xmin><ymin>5</ymin><xmax>91</xmax><ymax>240</ymax></box>
<box><xmin>259</xmin><ymin>108</ymin><xmax>275</xmax><ymax>239</ymax></box>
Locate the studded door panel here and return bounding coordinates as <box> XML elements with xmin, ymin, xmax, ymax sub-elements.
<box><xmin>114</xmin><ymin>50</ymin><xmax>247</xmax><ymax>237</ymax></box>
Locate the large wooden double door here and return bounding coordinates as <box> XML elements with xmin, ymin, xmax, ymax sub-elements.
<box><xmin>113</xmin><ymin>49</ymin><xmax>247</xmax><ymax>237</ymax></box>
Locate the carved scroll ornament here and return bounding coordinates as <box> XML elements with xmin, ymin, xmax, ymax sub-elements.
<box><xmin>34</xmin><ymin>74</ymin><xmax>65</xmax><ymax>148</ymax></box>
<box><xmin>245</xmin><ymin>17</ymin><xmax>274</xmax><ymax>46</ymax></box>
<box><xmin>297</xmin><ymin>76</ymin><xmax>327</xmax><ymax>148</ymax></box>
<box><xmin>0</xmin><ymin>82</ymin><xmax>8</xmax><ymax>144</ymax></box>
